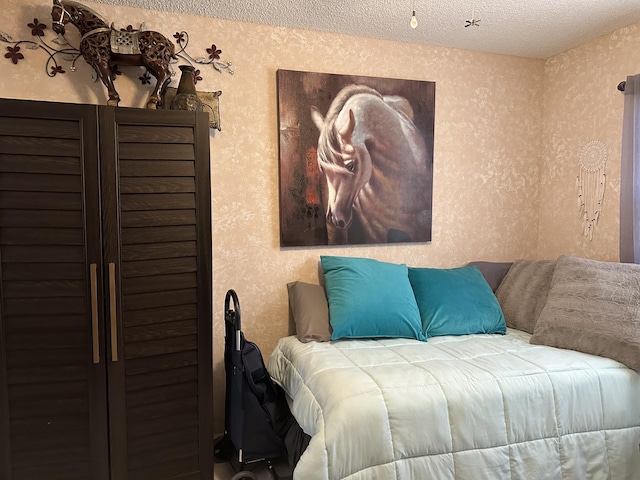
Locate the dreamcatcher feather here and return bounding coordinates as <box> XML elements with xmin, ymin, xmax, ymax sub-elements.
<box><xmin>576</xmin><ymin>139</ymin><xmax>607</xmax><ymax>240</ymax></box>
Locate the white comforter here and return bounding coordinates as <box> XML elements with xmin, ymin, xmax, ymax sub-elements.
<box><xmin>268</xmin><ymin>329</ymin><xmax>640</xmax><ymax>480</ymax></box>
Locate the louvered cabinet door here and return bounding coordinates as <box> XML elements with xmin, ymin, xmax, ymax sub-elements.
<box><xmin>0</xmin><ymin>99</ymin><xmax>109</xmax><ymax>480</ymax></box>
<box><xmin>99</xmin><ymin>107</ymin><xmax>212</xmax><ymax>480</ymax></box>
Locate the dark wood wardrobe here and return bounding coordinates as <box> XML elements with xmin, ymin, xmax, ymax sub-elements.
<box><xmin>0</xmin><ymin>98</ymin><xmax>213</xmax><ymax>480</ymax></box>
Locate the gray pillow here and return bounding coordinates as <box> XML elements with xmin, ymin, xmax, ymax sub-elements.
<box><xmin>531</xmin><ymin>255</ymin><xmax>640</xmax><ymax>371</ymax></box>
<box><xmin>495</xmin><ymin>260</ymin><xmax>556</xmax><ymax>333</ymax></box>
<box><xmin>287</xmin><ymin>281</ymin><xmax>331</xmax><ymax>342</ymax></box>
<box><xmin>466</xmin><ymin>261</ymin><xmax>513</xmax><ymax>292</ymax></box>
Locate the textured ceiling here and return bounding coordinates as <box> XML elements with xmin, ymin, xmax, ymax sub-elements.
<box><xmin>90</xmin><ymin>0</ymin><xmax>640</xmax><ymax>59</ymax></box>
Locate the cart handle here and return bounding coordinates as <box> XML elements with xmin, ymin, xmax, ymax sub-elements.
<box><xmin>224</xmin><ymin>289</ymin><xmax>241</xmax><ymax>332</ymax></box>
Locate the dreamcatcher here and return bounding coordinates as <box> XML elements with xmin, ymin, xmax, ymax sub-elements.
<box><xmin>576</xmin><ymin>139</ymin><xmax>607</xmax><ymax>240</ymax></box>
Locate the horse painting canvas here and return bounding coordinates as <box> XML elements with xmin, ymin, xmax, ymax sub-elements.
<box><xmin>277</xmin><ymin>70</ymin><xmax>435</xmax><ymax>247</ymax></box>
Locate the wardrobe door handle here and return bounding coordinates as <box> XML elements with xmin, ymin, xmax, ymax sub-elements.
<box><xmin>90</xmin><ymin>263</ymin><xmax>100</xmax><ymax>364</ymax></box>
<box><xmin>109</xmin><ymin>262</ymin><xmax>118</xmax><ymax>362</ymax></box>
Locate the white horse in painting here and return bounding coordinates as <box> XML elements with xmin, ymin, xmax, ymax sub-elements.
<box><xmin>311</xmin><ymin>84</ymin><xmax>432</xmax><ymax>244</ymax></box>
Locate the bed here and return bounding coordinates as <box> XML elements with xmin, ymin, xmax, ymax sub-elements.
<box><xmin>268</xmin><ymin>255</ymin><xmax>640</xmax><ymax>480</ymax></box>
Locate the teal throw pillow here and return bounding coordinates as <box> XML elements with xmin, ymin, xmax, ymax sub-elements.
<box><xmin>320</xmin><ymin>256</ymin><xmax>425</xmax><ymax>341</ymax></box>
<box><xmin>408</xmin><ymin>265</ymin><xmax>506</xmax><ymax>338</ymax></box>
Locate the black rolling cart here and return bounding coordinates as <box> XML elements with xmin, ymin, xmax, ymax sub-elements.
<box><xmin>213</xmin><ymin>290</ymin><xmax>293</xmax><ymax>480</ymax></box>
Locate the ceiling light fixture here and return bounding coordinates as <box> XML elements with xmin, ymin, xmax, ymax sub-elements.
<box><xmin>410</xmin><ymin>10</ymin><xmax>418</xmax><ymax>29</ymax></box>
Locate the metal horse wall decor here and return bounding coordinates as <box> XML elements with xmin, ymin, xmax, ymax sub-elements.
<box><xmin>51</xmin><ymin>0</ymin><xmax>175</xmax><ymax>108</ymax></box>
<box><xmin>2</xmin><ymin>1</ymin><xmax>233</xmax><ymax>119</ymax></box>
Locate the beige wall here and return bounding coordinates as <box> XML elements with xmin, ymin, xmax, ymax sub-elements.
<box><xmin>539</xmin><ymin>22</ymin><xmax>640</xmax><ymax>260</ymax></box>
<box><xmin>2</xmin><ymin>0</ymin><xmax>635</xmax><ymax>433</ymax></box>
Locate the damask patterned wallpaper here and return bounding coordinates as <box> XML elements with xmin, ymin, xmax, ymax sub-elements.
<box><xmin>539</xmin><ymin>22</ymin><xmax>640</xmax><ymax>261</ymax></box>
<box><xmin>2</xmin><ymin>0</ymin><xmax>637</xmax><ymax>433</ymax></box>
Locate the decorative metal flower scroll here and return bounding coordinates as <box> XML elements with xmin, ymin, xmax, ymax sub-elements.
<box><xmin>1</xmin><ymin>18</ymin><xmax>81</xmax><ymax>76</ymax></box>
<box><xmin>173</xmin><ymin>31</ymin><xmax>234</xmax><ymax>82</ymax></box>
<box><xmin>1</xmin><ymin>19</ymin><xmax>233</xmax><ymax>85</ymax></box>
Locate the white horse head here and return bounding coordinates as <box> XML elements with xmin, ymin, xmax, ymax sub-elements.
<box><xmin>311</xmin><ymin>84</ymin><xmax>432</xmax><ymax>244</ymax></box>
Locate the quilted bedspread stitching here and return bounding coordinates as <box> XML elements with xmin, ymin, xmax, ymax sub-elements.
<box><xmin>336</xmin><ymin>339</ymin><xmax>401</xmax><ymax>480</ymax></box>
<box><xmin>269</xmin><ymin>332</ymin><xmax>640</xmax><ymax>480</ymax></box>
